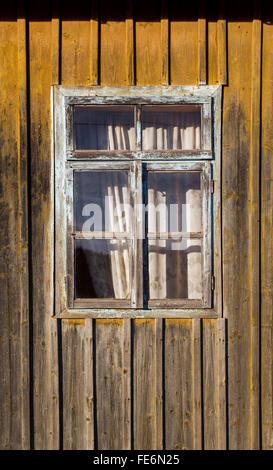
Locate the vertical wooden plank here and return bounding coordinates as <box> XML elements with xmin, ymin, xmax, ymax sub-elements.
<box><xmin>29</xmin><ymin>1</ymin><xmax>59</xmax><ymax>448</ymax></box>
<box><xmin>222</xmin><ymin>3</ymin><xmax>253</xmax><ymax>448</ymax></box>
<box><xmin>123</xmin><ymin>319</ymin><xmax>131</xmax><ymax>450</ymax></box>
<box><xmin>125</xmin><ymin>0</ymin><xmax>134</xmax><ymax>85</ymax></box>
<box><xmin>170</xmin><ymin>2</ymin><xmax>198</xmax><ymax>85</ymax></box>
<box><xmin>192</xmin><ymin>319</ymin><xmax>202</xmax><ymax>450</ymax></box>
<box><xmin>96</xmin><ymin>319</ymin><xmax>131</xmax><ymax>450</ymax></box>
<box><xmin>198</xmin><ymin>0</ymin><xmax>207</xmax><ymax>85</ymax></box>
<box><xmin>62</xmin><ymin>319</ymin><xmax>94</xmax><ymax>450</ymax></box>
<box><xmin>203</xmin><ymin>319</ymin><xmax>226</xmax><ymax>450</ymax></box>
<box><xmin>261</xmin><ymin>8</ymin><xmax>273</xmax><ymax>450</ymax></box>
<box><xmin>249</xmin><ymin>5</ymin><xmax>262</xmax><ymax>449</ymax></box>
<box><xmin>61</xmin><ymin>0</ymin><xmax>90</xmax><ymax>85</ymax></box>
<box><xmin>51</xmin><ymin>0</ymin><xmax>60</xmax><ymax>85</ymax></box>
<box><xmin>207</xmin><ymin>3</ymin><xmax>218</xmax><ymax>85</ymax></box>
<box><xmin>100</xmin><ymin>0</ymin><xmax>126</xmax><ymax>85</ymax></box>
<box><xmin>135</xmin><ymin>0</ymin><xmax>161</xmax><ymax>85</ymax></box>
<box><xmin>90</xmin><ymin>0</ymin><xmax>99</xmax><ymax>85</ymax></box>
<box><xmin>155</xmin><ymin>319</ymin><xmax>163</xmax><ymax>450</ymax></box>
<box><xmin>134</xmin><ymin>319</ymin><xmax>157</xmax><ymax>449</ymax></box>
<box><xmin>0</xmin><ymin>2</ymin><xmax>30</xmax><ymax>449</ymax></box>
<box><xmin>17</xmin><ymin>2</ymin><xmax>30</xmax><ymax>450</ymax></box>
<box><xmin>217</xmin><ymin>0</ymin><xmax>227</xmax><ymax>85</ymax></box>
<box><xmin>165</xmin><ymin>320</ymin><xmax>201</xmax><ymax>450</ymax></box>
<box><xmin>161</xmin><ymin>0</ymin><xmax>169</xmax><ymax>85</ymax></box>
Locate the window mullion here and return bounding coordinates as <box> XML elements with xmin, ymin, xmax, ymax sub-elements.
<box><xmin>136</xmin><ymin>104</ymin><xmax>142</xmax><ymax>151</ymax></box>
<box><xmin>131</xmin><ymin>160</ymin><xmax>144</xmax><ymax>308</ymax></box>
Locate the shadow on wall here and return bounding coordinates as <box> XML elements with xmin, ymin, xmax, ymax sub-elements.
<box><xmin>3</xmin><ymin>0</ymin><xmax>273</xmax><ymax>23</ymax></box>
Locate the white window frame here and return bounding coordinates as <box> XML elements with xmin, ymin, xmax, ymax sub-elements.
<box><xmin>52</xmin><ymin>85</ymin><xmax>222</xmax><ymax>319</ymax></box>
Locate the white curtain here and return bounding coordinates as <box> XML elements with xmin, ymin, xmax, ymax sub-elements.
<box><xmin>107</xmin><ymin>172</ymin><xmax>131</xmax><ymax>299</ymax></box>
<box><xmin>142</xmin><ymin>110</ymin><xmax>201</xmax><ymax>150</ymax></box>
<box><xmin>74</xmin><ymin>107</ymin><xmax>135</xmax><ymax>150</ymax></box>
<box><xmin>148</xmin><ymin>174</ymin><xmax>202</xmax><ymax>301</ymax></box>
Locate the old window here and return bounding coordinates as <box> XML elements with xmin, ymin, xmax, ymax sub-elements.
<box><xmin>54</xmin><ymin>86</ymin><xmax>222</xmax><ymax>318</ymax></box>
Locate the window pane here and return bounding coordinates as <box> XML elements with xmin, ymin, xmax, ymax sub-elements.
<box><xmin>148</xmin><ymin>239</ymin><xmax>202</xmax><ymax>300</ymax></box>
<box><xmin>75</xmin><ymin>239</ymin><xmax>131</xmax><ymax>299</ymax></box>
<box><xmin>74</xmin><ymin>105</ymin><xmax>135</xmax><ymax>150</ymax></box>
<box><xmin>74</xmin><ymin>170</ymin><xmax>131</xmax><ymax>232</ymax></box>
<box><xmin>142</xmin><ymin>105</ymin><xmax>201</xmax><ymax>150</ymax></box>
<box><xmin>147</xmin><ymin>171</ymin><xmax>202</xmax><ymax>233</ymax></box>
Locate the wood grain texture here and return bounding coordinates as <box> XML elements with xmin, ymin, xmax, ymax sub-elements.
<box><xmin>61</xmin><ymin>1</ymin><xmax>90</xmax><ymax>85</ymax></box>
<box><xmin>133</xmin><ymin>319</ymin><xmax>158</xmax><ymax>449</ymax></box>
<box><xmin>249</xmin><ymin>14</ymin><xmax>261</xmax><ymax>449</ymax></box>
<box><xmin>170</xmin><ymin>2</ymin><xmax>198</xmax><ymax>85</ymax></box>
<box><xmin>51</xmin><ymin>0</ymin><xmax>60</xmax><ymax>85</ymax></box>
<box><xmin>161</xmin><ymin>0</ymin><xmax>169</xmax><ymax>85</ymax></box>
<box><xmin>261</xmin><ymin>14</ymin><xmax>273</xmax><ymax>450</ymax></box>
<box><xmin>165</xmin><ymin>320</ymin><xmax>202</xmax><ymax>450</ymax></box>
<box><xmin>0</xmin><ymin>5</ymin><xmax>30</xmax><ymax>449</ymax></box>
<box><xmin>125</xmin><ymin>0</ymin><xmax>134</xmax><ymax>85</ymax></box>
<box><xmin>62</xmin><ymin>319</ymin><xmax>94</xmax><ymax>449</ymax></box>
<box><xmin>17</xmin><ymin>4</ymin><xmax>30</xmax><ymax>450</ymax></box>
<box><xmin>100</xmin><ymin>0</ymin><xmax>127</xmax><ymax>86</ymax></box>
<box><xmin>135</xmin><ymin>0</ymin><xmax>161</xmax><ymax>85</ymax></box>
<box><xmin>198</xmin><ymin>0</ymin><xmax>207</xmax><ymax>85</ymax></box>
<box><xmin>222</xmin><ymin>13</ymin><xmax>253</xmax><ymax>449</ymax></box>
<box><xmin>207</xmin><ymin>18</ymin><xmax>218</xmax><ymax>85</ymax></box>
<box><xmin>217</xmin><ymin>0</ymin><xmax>227</xmax><ymax>85</ymax></box>
<box><xmin>90</xmin><ymin>0</ymin><xmax>99</xmax><ymax>85</ymax></box>
<box><xmin>96</xmin><ymin>319</ymin><xmax>131</xmax><ymax>449</ymax></box>
<box><xmin>29</xmin><ymin>3</ymin><xmax>59</xmax><ymax>448</ymax></box>
<box><xmin>203</xmin><ymin>319</ymin><xmax>226</xmax><ymax>449</ymax></box>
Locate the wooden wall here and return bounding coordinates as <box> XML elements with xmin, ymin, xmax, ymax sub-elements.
<box><xmin>0</xmin><ymin>0</ymin><xmax>272</xmax><ymax>450</ymax></box>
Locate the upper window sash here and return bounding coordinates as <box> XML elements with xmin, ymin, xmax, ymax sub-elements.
<box><xmin>64</xmin><ymin>96</ymin><xmax>213</xmax><ymax>159</ymax></box>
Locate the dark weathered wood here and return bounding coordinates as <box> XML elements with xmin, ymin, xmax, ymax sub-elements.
<box><xmin>203</xmin><ymin>319</ymin><xmax>226</xmax><ymax>449</ymax></box>
<box><xmin>261</xmin><ymin>14</ymin><xmax>273</xmax><ymax>451</ymax></box>
<box><xmin>62</xmin><ymin>319</ymin><xmax>94</xmax><ymax>449</ymax></box>
<box><xmin>165</xmin><ymin>320</ymin><xmax>202</xmax><ymax>449</ymax></box>
<box><xmin>222</xmin><ymin>15</ymin><xmax>254</xmax><ymax>449</ymax></box>
<box><xmin>96</xmin><ymin>319</ymin><xmax>131</xmax><ymax>449</ymax></box>
<box><xmin>0</xmin><ymin>5</ymin><xmax>30</xmax><ymax>449</ymax></box>
<box><xmin>134</xmin><ymin>319</ymin><xmax>158</xmax><ymax>449</ymax></box>
<box><xmin>29</xmin><ymin>5</ymin><xmax>59</xmax><ymax>448</ymax></box>
<box><xmin>249</xmin><ymin>12</ymin><xmax>262</xmax><ymax>449</ymax></box>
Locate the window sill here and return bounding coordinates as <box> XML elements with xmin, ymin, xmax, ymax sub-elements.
<box><xmin>53</xmin><ymin>308</ymin><xmax>220</xmax><ymax>319</ymax></box>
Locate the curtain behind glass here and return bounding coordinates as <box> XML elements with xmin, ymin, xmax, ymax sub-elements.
<box><xmin>74</xmin><ymin>171</ymin><xmax>131</xmax><ymax>299</ymax></box>
<box><xmin>142</xmin><ymin>107</ymin><xmax>201</xmax><ymax>150</ymax></box>
<box><xmin>148</xmin><ymin>172</ymin><xmax>202</xmax><ymax>300</ymax></box>
<box><xmin>74</xmin><ymin>106</ymin><xmax>136</xmax><ymax>150</ymax></box>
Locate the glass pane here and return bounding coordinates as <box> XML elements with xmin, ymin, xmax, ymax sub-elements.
<box><xmin>142</xmin><ymin>105</ymin><xmax>201</xmax><ymax>150</ymax></box>
<box><xmin>75</xmin><ymin>239</ymin><xmax>131</xmax><ymax>299</ymax></box>
<box><xmin>148</xmin><ymin>239</ymin><xmax>202</xmax><ymax>300</ymax></box>
<box><xmin>74</xmin><ymin>170</ymin><xmax>131</xmax><ymax>233</ymax></box>
<box><xmin>74</xmin><ymin>105</ymin><xmax>135</xmax><ymax>150</ymax></box>
<box><xmin>147</xmin><ymin>172</ymin><xmax>202</xmax><ymax>234</ymax></box>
